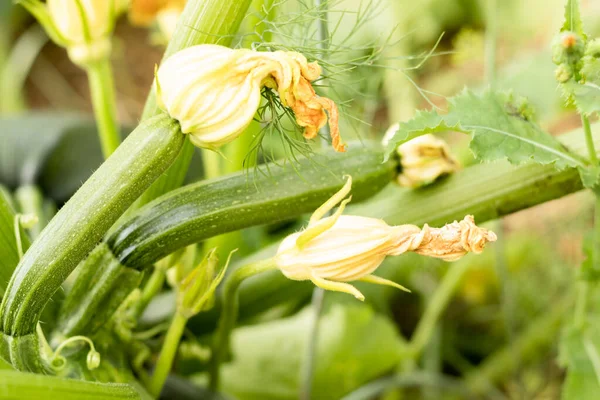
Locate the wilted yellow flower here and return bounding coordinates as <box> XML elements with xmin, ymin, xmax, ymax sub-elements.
<box><xmin>275</xmin><ymin>177</ymin><xmax>496</xmax><ymax>300</ymax></box>
<box><xmin>396</xmin><ymin>133</ymin><xmax>459</xmax><ymax>188</ymax></box>
<box><xmin>155</xmin><ymin>44</ymin><xmax>345</xmax><ymax>151</ymax></box>
<box><xmin>19</xmin><ymin>0</ymin><xmax>118</xmax><ymax>66</ymax></box>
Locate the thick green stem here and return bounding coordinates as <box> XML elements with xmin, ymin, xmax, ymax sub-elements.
<box><xmin>0</xmin><ymin>369</ymin><xmax>141</xmax><ymax>399</ymax></box>
<box><xmin>148</xmin><ymin>312</ymin><xmax>188</xmax><ymax>397</ymax></box>
<box><xmin>209</xmin><ymin>258</ymin><xmax>277</xmax><ymax>390</ymax></box>
<box><xmin>406</xmin><ymin>262</ymin><xmax>472</xmax><ymax>359</ymax></box>
<box><xmin>0</xmin><ymin>115</ymin><xmax>183</xmax><ymax>368</ymax></box>
<box><xmin>86</xmin><ymin>59</ymin><xmax>121</xmax><ymax>159</ymax></box>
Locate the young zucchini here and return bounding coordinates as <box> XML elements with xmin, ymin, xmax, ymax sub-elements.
<box><xmin>0</xmin><ymin>114</ymin><xmax>184</xmax><ymax>362</ymax></box>
<box><xmin>54</xmin><ymin>145</ymin><xmax>396</xmax><ymax>341</ymax></box>
<box><xmin>107</xmin><ymin>144</ymin><xmax>397</xmax><ymax>269</ymax></box>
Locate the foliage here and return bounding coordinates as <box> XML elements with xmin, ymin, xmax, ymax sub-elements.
<box><xmin>217</xmin><ymin>304</ymin><xmax>404</xmax><ymax>400</ymax></box>
<box><xmin>1</xmin><ymin>0</ymin><xmax>600</xmax><ymax>399</ymax></box>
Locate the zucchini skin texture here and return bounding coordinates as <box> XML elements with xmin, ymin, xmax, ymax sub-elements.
<box><xmin>107</xmin><ymin>145</ymin><xmax>397</xmax><ymax>269</ymax></box>
<box><xmin>0</xmin><ymin>114</ymin><xmax>184</xmax><ymax>339</ymax></box>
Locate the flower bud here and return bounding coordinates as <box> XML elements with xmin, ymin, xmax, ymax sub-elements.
<box><xmin>396</xmin><ymin>134</ymin><xmax>459</xmax><ymax>188</ymax></box>
<box><xmin>275</xmin><ymin>177</ymin><xmax>496</xmax><ymax>300</ymax></box>
<box><xmin>555</xmin><ymin>64</ymin><xmax>573</xmax><ymax>83</ymax></box>
<box><xmin>581</xmin><ymin>38</ymin><xmax>600</xmax><ymax>84</ymax></box>
<box><xmin>176</xmin><ymin>249</ymin><xmax>232</xmax><ymax>318</ymax></box>
<box><xmin>21</xmin><ymin>0</ymin><xmax>117</xmax><ymax>66</ymax></box>
<box><xmin>552</xmin><ymin>31</ymin><xmax>585</xmax><ymax>67</ymax></box>
<box><xmin>155</xmin><ymin>44</ymin><xmax>345</xmax><ymax>151</ymax></box>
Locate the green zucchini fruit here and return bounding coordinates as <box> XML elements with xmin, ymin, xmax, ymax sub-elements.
<box><xmin>107</xmin><ymin>144</ymin><xmax>397</xmax><ymax>269</ymax></box>
<box><xmin>54</xmin><ymin>144</ymin><xmax>396</xmax><ymax>340</ymax></box>
<box><xmin>0</xmin><ymin>113</ymin><xmax>184</xmax><ymax>370</ymax></box>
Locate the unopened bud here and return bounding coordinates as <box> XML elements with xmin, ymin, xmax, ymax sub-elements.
<box><xmin>177</xmin><ymin>249</ymin><xmax>233</xmax><ymax>318</ymax></box>
<box><xmin>552</xmin><ymin>31</ymin><xmax>585</xmax><ymax>66</ymax></box>
<box><xmin>555</xmin><ymin>64</ymin><xmax>573</xmax><ymax>83</ymax></box>
<box><xmin>396</xmin><ymin>134</ymin><xmax>459</xmax><ymax>188</ymax></box>
<box><xmin>20</xmin><ymin>0</ymin><xmax>118</xmax><ymax>66</ymax></box>
<box><xmin>581</xmin><ymin>38</ymin><xmax>600</xmax><ymax>84</ymax></box>
<box><xmin>155</xmin><ymin>44</ymin><xmax>345</xmax><ymax>151</ymax></box>
<box><xmin>19</xmin><ymin>214</ymin><xmax>39</xmax><ymax>229</ymax></box>
<box><xmin>86</xmin><ymin>349</ymin><xmax>101</xmax><ymax>370</ymax></box>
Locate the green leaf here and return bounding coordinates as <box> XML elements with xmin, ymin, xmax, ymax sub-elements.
<box><xmin>0</xmin><ymin>370</ymin><xmax>141</xmax><ymax>399</ymax></box>
<box><xmin>385</xmin><ymin>90</ymin><xmax>585</xmax><ymax>170</ymax></box>
<box><xmin>216</xmin><ymin>304</ymin><xmax>404</xmax><ymax>400</ymax></box>
<box><xmin>559</xmin><ymin>320</ymin><xmax>600</xmax><ymax>400</ymax></box>
<box><xmin>578</xmin><ymin>165</ymin><xmax>600</xmax><ymax>190</ymax></box>
<box><xmin>561</xmin><ymin>0</ymin><xmax>586</xmax><ymax>38</ymax></box>
<box><xmin>0</xmin><ymin>187</ymin><xmax>30</xmax><ymax>298</ymax></box>
<box><xmin>564</xmin><ymin>81</ymin><xmax>600</xmax><ymax>116</ymax></box>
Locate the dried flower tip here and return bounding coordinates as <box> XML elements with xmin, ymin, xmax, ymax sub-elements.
<box><xmin>408</xmin><ymin>216</ymin><xmax>497</xmax><ymax>262</ymax></box>
<box><xmin>155</xmin><ymin>44</ymin><xmax>345</xmax><ymax>151</ymax></box>
<box><xmin>275</xmin><ymin>177</ymin><xmax>495</xmax><ymax>300</ymax></box>
<box><xmin>396</xmin><ymin>134</ymin><xmax>459</xmax><ymax>188</ymax></box>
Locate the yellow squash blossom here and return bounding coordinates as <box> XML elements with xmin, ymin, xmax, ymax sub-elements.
<box><xmin>275</xmin><ymin>177</ymin><xmax>496</xmax><ymax>300</ymax></box>
<box><xmin>384</xmin><ymin>124</ymin><xmax>459</xmax><ymax>188</ymax></box>
<box><xmin>22</xmin><ymin>0</ymin><xmax>119</xmax><ymax>66</ymax></box>
<box><xmin>155</xmin><ymin>44</ymin><xmax>345</xmax><ymax>151</ymax></box>
<box><xmin>396</xmin><ymin>134</ymin><xmax>459</xmax><ymax>188</ymax></box>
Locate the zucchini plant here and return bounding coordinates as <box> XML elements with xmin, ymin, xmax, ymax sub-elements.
<box><xmin>1</xmin><ymin>0</ymin><xmax>600</xmax><ymax>399</ymax></box>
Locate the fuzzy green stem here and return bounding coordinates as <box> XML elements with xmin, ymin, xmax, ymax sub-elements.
<box><xmin>149</xmin><ymin>312</ymin><xmax>188</xmax><ymax>397</ymax></box>
<box><xmin>209</xmin><ymin>258</ymin><xmax>277</xmax><ymax>390</ymax></box>
<box><xmin>86</xmin><ymin>59</ymin><xmax>121</xmax><ymax>158</ymax></box>
<box><xmin>406</xmin><ymin>262</ymin><xmax>472</xmax><ymax>359</ymax></box>
<box><xmin>582</xmin><ymin>115</ymin><xmax>598</xmax><ymax>165</ymax></box>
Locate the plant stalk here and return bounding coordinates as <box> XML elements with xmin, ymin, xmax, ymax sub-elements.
<box><xmin>209</xmin><ymin>258</ymin><xmax>277</xmax><ymax>390</ymax></box>
<box><xmin>406</xmin><ymin>262</ymin><xmax>472</xmax><ymax>359</ymax></box>
<box><xmin>86</xmin><ymin>59</ymin><xmax>121</xmax><ymax>159</ymax></box>
<box><xmin>301</xmin><ymin>1</ymin><xmax>330</xmax><ymax>397</ymax></box>
<box><xmin>582</xmin><ymin>115</ymin><xmax>598</xmax><ymax>165</ymax></box>
<box><xmin>149</xmin><ymin>311</ymin><xmax>188</xmax><ymax>397</ymax></box>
